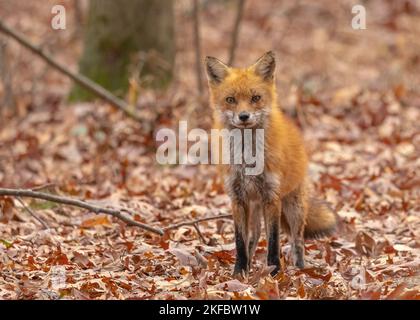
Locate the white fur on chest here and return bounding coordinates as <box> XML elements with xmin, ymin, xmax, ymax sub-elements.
<box><xmin>225</xmin><ymin>167</ymin><xmax>280</xmax><ymax>204</ymax></box>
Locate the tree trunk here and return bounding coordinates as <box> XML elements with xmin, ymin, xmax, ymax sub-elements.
<box><xmin>70</xmin><ymin>0</ymin><xmax>175</xmax><ymax>101</ymax></box>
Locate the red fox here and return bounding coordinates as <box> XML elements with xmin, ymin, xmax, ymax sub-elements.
<box><xmin>205</xmin><ymin>51</ymin><xmax>337</xmax><ymax>277</ymax></box>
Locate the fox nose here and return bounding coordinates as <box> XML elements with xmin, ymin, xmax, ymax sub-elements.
<box><xmin>238</xmin><ymin>112</ymin><xmax>250</xmax><ymax>122</ymax></box>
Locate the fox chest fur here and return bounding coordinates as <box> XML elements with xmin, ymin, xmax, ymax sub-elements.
<box><xmin>224</xmin><ymin>164</ymin><xmax>281</xmax><ymax>206</ymax></box>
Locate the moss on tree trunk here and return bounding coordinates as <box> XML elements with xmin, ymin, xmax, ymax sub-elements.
<box><xmin>70</xmin><ymin>0</ymin><xmax>174</xmax><ymax>101</ymax></box>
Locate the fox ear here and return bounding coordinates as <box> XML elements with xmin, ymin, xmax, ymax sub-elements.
<box><xmin>252</xmin><ymin>51</ymin><xmax>276</xmax><ymax>81</ymax></box>
<box><xmin>205</xmin><ymin>56</ymin><xmax>229</xmax><ymax>84</ymax></box>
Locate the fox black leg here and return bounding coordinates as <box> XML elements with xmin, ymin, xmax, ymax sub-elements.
<box><xmin>267</xmin><ymin>219</ymin><xmax>281</xmax><ymax>276</ymax></box>
<box><xmin>264</xmin><ymin>202</ymin><xmax>281</xmax><ymax>276</ymax></box>
<box><xmin>247</xmin><ymin>204</ymin><xmax>262</xmax><ymax>270</ymax></box>
<box><xmin>232</xmin><ymin>202</ymin><xmax>250</xmax><ymax>277</ymax></box>
<box><xmin>233</xmin><ymin>224</ymin><xmax>249</xmax><ymax>276</ymax></box>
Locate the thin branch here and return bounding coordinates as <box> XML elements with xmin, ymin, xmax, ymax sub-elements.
<box><xmin>0</xmin><ymin>20</ymin><xmax>141</xmax><ymax>122</ymax></box>
<box><xmin>164</xmin><ymin>214</ymin><xmax>232</xmax><ymax>231</ymax></box>
<box><xmin>0</xmin><ymin>188</ymin><xmax>233</xmax><ymax>238</ymax></box>
<box><xmin>31</xmin><ymin>183</ymin><xmax>56</xmax><ymax>192</ymax></box>
<box><xmin>15</xmin><ymin>197</ymin><xmax>50</xmax><ymax>230</ymax></box>
<box><xmin>192</xmin><ymin>0</ymin><xmax>203</xmax><ymax>95</ymax></box>
<box><xmin>193</xmin><ymin>223</ymin><xmax>208</xmax><ymax>244</ymax></box>
<box><xmin>73</xmin><ymin>0</ymin><xmax>84</xmax><ymax>37</ymax></box>
<box><xmin>295</xmin><ymin>98</ymin><xmax>308</xmax><ymax>128</ymax></box>
<box><xmin>228</xmin><ymin>0</ymin><xmax>246</xmax><ymax>66</ymax></box>
<box><xmin>0</xmin><ymin>188</ymin><xmax>164</xmax><ymax>235</ymax></box>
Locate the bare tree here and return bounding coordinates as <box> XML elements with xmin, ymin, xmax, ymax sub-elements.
<box><xmin>70</xmin><ymin>0</ymin><xmax>175</xmax><ymax>101</ymax></box>
<box><xmin>192</xmin><ymin>0</ymin><xmax>203</xmax><ymax>95</ymax></box>
<box><xmin>0</xmin><ymin>39</ymin><xmax>15</xmax><ymax>117</ymax></box>
<box><xmin>228</xmin><ymin>0</ymin><xmax>246</xmax><ymax>66</ymax></box>
<box><xmin>0</xmin><ymin>20</ymin><xmax>140</xmax><ymax>121</ymax></box>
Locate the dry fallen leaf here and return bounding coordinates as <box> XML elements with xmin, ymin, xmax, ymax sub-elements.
<box><xmin>81</xmin><ymin>215</ymin><xmax>111</xmax><ymax>228</ymax></box>
<box><xmin>169</xmin><ymin>248</ymin><xmax>198</xmax><ymax>267</ymax></box>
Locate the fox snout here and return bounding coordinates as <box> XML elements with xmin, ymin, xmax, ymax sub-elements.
<box><xmin>222</xmin><ymin>110</ymin><xmax>260</xmax><ymax>128</ymax></box>
<box><xmin>238</xmin><ymin>111</ymin><xmax>250</xmax><ymax>122</ymax></box>
<box><xmin>233</xmin><ymin>110</ymin><xmax>258</xmax><ymax>128</ymax></box>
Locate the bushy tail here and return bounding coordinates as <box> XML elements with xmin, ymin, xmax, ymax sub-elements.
<box><xmin>304</xmin><ymin>198</ymin><xmax>337</xmax><ymax>239</ymax></box>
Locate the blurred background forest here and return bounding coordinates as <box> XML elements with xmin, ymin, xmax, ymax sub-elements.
<box><xmin>0</xmin><ymin>0</ymin><xmax>419</xmax><ymax>300</ymax></box>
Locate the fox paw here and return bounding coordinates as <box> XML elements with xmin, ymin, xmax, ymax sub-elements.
<box><xmin>268</xmin><ymin>264</ymin><xmax>281</xmax><ymax>277</ymax></box>
<box><xmin>232</xmin><ymin>265</ymin><xmax>249</xmax><ymax>280</ymax></box>
<box><xmin>292</xmin><ymin>254</ymin><xmax>305</xmax><ymax>269</ymax></box>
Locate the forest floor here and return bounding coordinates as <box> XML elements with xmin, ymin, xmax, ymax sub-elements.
<box><xmin>0</xmin><ymin>0</ymin><xmax>419</xmax><ymax>299</ymax></box>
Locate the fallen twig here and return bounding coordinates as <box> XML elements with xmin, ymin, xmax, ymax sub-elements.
<box><xmin>0</xmin><ymin>188</ymin><xmax>233</xmax><ymax>238</ymax></box>
<box><xmin>31</xmin><ymin>183</ymin><xmax>57</xmax><ymax>192</ymax></box>
<box><xmin>193</xmin><ymin>223</ymin><xmax>208</xmax><ymax>244</ymax></box>
<box><xmin>164</xmin><ymin>214</ymin><xmax>232</xmax><ymax>231</ymax></box>
<box><xmin>0</xmin><ymin>188</ymin><xmax>164</xmax><ymax>235</ymax></box>
<box><xmin>16</xmin><ymin>197</ymin><xmax>50</xmax><ymax>230</ymax></box>
<box><xmin>0</xmin><ymin>20</ymin><xmax>141</xmax><ymax>122</ymax></box>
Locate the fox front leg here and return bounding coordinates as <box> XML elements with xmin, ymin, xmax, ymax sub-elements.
<box><xmin>282</xmin><ymin>185</ymin><xmax>307</xmax><ymax>269</ymax></box>
<box><xmin>264</xmin><ymin>201</ymin><xmax>282</xmax><ymax>276</ymax></box>
<box><xmin>232</xmin><ymin>202</ymin><xmax>250</xmax><ymax>278</ymax></box>
<box><xmin>247</xmin><ymin>202</ymin><xmax>262</xmax><ymax>270</ymax></box>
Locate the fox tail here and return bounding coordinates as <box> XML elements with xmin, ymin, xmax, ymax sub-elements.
<box><xmin>304</xmin><ymin>198</ymin><xmax>337</xmax><ymax>239</ymax></box>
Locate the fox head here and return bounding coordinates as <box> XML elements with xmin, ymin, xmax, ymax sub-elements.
<box><xmin>205</xmin><ymin>51</ymin><xmax>276</xmax><ymax>129</ymax></box>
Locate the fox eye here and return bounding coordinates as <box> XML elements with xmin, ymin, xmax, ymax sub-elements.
<box><xmin>226</xmin><ymin>96</ymin><xmax>236</xmax><ymax>104</ymax></box>
<box><xmin>251</xmin><ymin>95</ymin><xmax>261</xmax><ymax>103</ymax></box>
